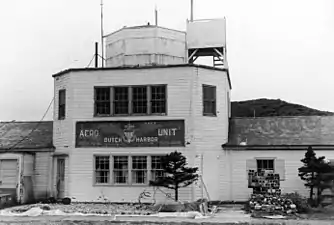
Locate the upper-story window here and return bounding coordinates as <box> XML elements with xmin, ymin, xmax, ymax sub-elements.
<box><xmin>94</xmin><ymin>85</ymin><xmax>167</xmax><ymax>116</ymax></box>
<box><xmin>58</xmin><ymin>89</ymin><xmax>66</xmax><ymax>120</ymax></box>
<box><xmin>203</xmin><ymin>85</ymin><xmax>216</xmax><ymax>116</ymax></box>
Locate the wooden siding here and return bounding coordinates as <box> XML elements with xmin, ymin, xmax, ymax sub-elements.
<box><xmin>33</xmin><ymin>152</ymin><xmax>52</xmax><ymax>200</ymax></box>
<box><xmin>224</xmin><ymin>149</ymin><xmax>334</xmax><ymax>201</ymax></box>
<box><xmin>53</xmin><ymin>74</ymin><xmax>73</xmax><ymax>153</ymax></box>
<box><xmin>53</xmin><ymin>66</ymin><xmax>231</xmax><ymax>202</ymax></box>
<box><xmin>69</xmin><ymin>148</ymin><xmax>193</xmax><ymax>202</ymax></box>
<box><xmin>192</xmin><ymin>68</ymin><xmax>230</xmax><ymax>201</ymax></box>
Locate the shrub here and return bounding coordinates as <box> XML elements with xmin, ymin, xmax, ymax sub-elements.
<box><xmin>282</xmin><ymin>192</ymin><xmax>310</xmax><ymax>213</ymax></box>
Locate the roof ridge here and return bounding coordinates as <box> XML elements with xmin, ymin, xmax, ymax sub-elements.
<box><xmin>231</xmin><ymin>115</ymin><xmax>334</xmax><ymax>120</ymax></box>
<box><xmin>0</xmin><ymin>121</ymin><xmax>52</xmax><ymax>123</ymax></box>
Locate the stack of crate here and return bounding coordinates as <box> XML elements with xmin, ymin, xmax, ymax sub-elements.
<box><xmin>248</xmin><ymin>169</ymin><xmax>281</xmax><ymax>195</ymax></box>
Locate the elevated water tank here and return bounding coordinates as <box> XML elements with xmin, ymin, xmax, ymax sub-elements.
<box><xmin>105</xmin><ymin>25</ymin><xmax>187</xmax><ymax>67</ymax></box>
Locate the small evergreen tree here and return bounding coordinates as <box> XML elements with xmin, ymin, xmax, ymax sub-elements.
<box><xmin>298</xmin><ymin>146</ymin><xmax>334</xmax><ymax>206</ymax></box>
<box><xmin>298</xmin><ymin>146</ymin><xmax>318</xmax><ymax>201</ymax></box>
<box><xmin>149</xmin><ymin>151</ymin><xmax>199</xmax><ymax>201</ymax></box>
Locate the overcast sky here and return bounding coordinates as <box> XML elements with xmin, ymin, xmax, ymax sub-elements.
<box><xmin>0</xmin><ymin>0</ymin><xmax>333</xmax><ymax>121</ymax></box>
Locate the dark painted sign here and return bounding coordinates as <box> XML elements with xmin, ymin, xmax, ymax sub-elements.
<box><xmin>75</xmin><ymin>120</ymin><xmax>185</xmax><ymax>147</ymax></box>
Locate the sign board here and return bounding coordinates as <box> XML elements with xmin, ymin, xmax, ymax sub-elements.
<box><xmin>75</xmin><ymin>120</ymin><xmax>185</xmax><ymax>147</ymax></box>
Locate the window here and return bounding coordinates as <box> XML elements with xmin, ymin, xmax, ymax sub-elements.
<box><xmin>58</xmin><ymin>89</ymin><xmax>66</xmax><ymax>119</ymax></box>
<box><xmin>151</xmin><ymin>156</ymin><xmax>164</xmax><ymax>181</ymax></box>
<box><xmin>151</xmin><ymin>85</ymin><xmax>166</xmax><ymax>114</ymax></box>
<box><xmin>113</xmin><ymin>156</ymin><xmax>128</xmax><ymax>184</ymax></box>
<box><xmin>95</xmin><ymin>156</ymin><xmax>110</xmax><ymax>184</ymax></box>
<box><xmin>114</xmin><ymin>87</ymin><xmax>129</xmax><ymax>115</ymax></box>
<box><xmin>95</xmin><ymin>87</ymin><xmax>111</xmax><ymax>115</ymax></box>
<box><xmin>203</xmin><ymin>85</ymin><xmax>216</xmax><ymax>116</ymax></box>
<box><xmin>257</xmin><ymin>159</ymin><xmax>274</xmax><ymax>173</ymax></box>
<box><xmin>132</xmin><ymin>86</ymin><xmax>147</xmax><ymax>114</ymax></box>
<box><xmin>93</xmin><ymin>85</ymin><xmax>167</xmax><ymax>116</ymax></box>
<box><xmin>93</xmin><ymin>155</ymin><xmax>167</xmax><ymax>186</ymax></box>
<box><xmin>131</xmin><ymin>156</ymin><xmax>147</xmax><ymax>184</ymax></box>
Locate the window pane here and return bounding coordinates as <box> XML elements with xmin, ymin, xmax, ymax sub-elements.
<box><xmin>132</xmin><ymin>86</ymin><xmax>147</xmax><ymax>114</ymax></box>
<box><xmin>151</xmin><ymin>86</ymin><xmax>166</xmax><ymax>114</ymax></box>
<box><xmin>95</xmin><ymin>156</ymin><xmax>110</xmax><ymax>184</ymax></box>
<box><xmin>151</xmin><ymin>156</ymin><xmax>164</xmax><ymax>181</ymax></box>
<box><xmin>95</xmin><ymin>88</ymin><xmax>111</xmax><ymax>115</ymax></box>
<box><xmin>113</xmin><ymin>156</ymin><xmax>128</xmax><ymax>184</ymax></box>
<box><xmin>203</xmin><ymin>85</ymin><xmax>216</xmax><ymax>115</ymax></box>
<box><xmin>151</xmin><ymin>156</ymin><xmax>163</xmax><ymax>169</ymax></box>
<box><xmin>114</xmin><ymin>87</ymin><xmax>129</xmax><ymax>115</ymax></box>
<box><xmin>114</xmin><ymin>156</ymin><xmax>128</xmax><ymax>169</ymax></box>
<box><xmin>132</xmin><ymin>156</ymin><xmax>147</xmax><ymax>169</ymax></box>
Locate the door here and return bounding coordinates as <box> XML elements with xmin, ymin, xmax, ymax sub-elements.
<box><xmin>0</xmin><ymin>159</ymin><xmax>18</xmax><ymax>199</ymax></box>
<box><xmin>56</xmin><ymin>158</ymin><xmax>65</xmax><ymax>199</ymax></box>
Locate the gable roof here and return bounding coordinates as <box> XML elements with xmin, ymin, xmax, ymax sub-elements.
<box><xmin>0</xmin><ymin>121</ymin><xmax>54</xmax><ymax>152</ymax></box>
<box><xmin>226</xmin><ymin>116</ymin><xmax>334</xmax><ymax>147</ymax></box>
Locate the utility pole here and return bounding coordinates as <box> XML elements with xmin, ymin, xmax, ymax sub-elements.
<box><xmin>100</xmin><ymin>0</ymin><xmax>104</xmax><ymax>68</ymax></box>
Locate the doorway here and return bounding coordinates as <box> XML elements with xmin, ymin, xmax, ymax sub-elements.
<box><xmin>56</xmin><ymin>158</ymin><xmax>65</xmax><ymax>199</ymax></box>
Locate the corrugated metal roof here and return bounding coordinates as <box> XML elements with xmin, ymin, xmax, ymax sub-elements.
<box><xmin>0</xmin><ymin>121</ymin><xmax>54</xmax><ymax>151</ymax></box>
<box><xmin>226</xmin><ymin>116</ymin><xmax>334</xmax><ymax>146</ymax></box>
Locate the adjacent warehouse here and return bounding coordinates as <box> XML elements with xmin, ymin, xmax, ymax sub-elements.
<box><xmin>0</xmin><ymin>121</ymin><xmax>54</xmax><ymax>204</ymax></box>
<box><xmin>223</xmin><ymin>116</ymin><xmax>334</xmax><ymax>201</ymax></box>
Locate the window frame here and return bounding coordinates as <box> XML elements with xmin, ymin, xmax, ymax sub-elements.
<box><xmin>150</xmin><ymin>85</ymin><xmax>167</xmax><ymax>115</ymax></box>
<box><xmin>131</xmin><ymin>85</ymin><xmax>149</xmax><ymax>115</ymax></box>
<box><xmin>93</xmin><ymin>85</ymin><xmax>167</xmax><ymax>117</ymax></box>
<box><xmin>93</xmin><ymin>155</ymin><xmax>165</xmax><ymax>187</ymax></box>
<box><xmin>151</xmin><ymin>155</ymin><xmax>165</xmax><ymax>181</ymax></box>
<box><xmin>202</xmin><ymin>84</ymin><xmax>217</xmax><ymax>116</ymax></box>
<box><xmin>131</xmin><ymin>156</ymin><xmax>148</xmax><ymax>185</ymax></box>
<box><xmin>93</xmin><ymin>155</ymin><xmax>111</xmax><ymax>186</ymax></box>
<box><xmin>58</xmin><ymin>89</ymin><xmax>66</xmax><ymax>120</ymax></box>
<box><xmin>256</xmin><ymin>159</ymin><xmax>275</xmax><ymax>173</ymax></box>
<box><xmin>94</xmin><ymin>87</ymin><xmax>112</xmax><ymax>116</ymax></box>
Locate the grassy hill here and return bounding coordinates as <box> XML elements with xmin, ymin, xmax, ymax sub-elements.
<box><xmin>231</xmin><ymin>98</ymin><xmax>334</xmax><ymax>118</ymax></box>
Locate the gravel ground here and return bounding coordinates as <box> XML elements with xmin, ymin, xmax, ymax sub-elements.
<box><xmin>7</xmin><ymin>203</ymin><xmax>155</xmax><ymax>215</ymax></box>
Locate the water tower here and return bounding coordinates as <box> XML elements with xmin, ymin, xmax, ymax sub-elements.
<box><xmin>104</xmin><ymin>25</ymin><xmax>187</xmax><ymax>67</ymax></box>
<box><xmin>186</xmin><ymin>18</ymin><xmax>228</xmax><ymax>69</ymax></box>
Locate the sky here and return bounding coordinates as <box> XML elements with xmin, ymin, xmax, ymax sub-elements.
<box><xmin>0</xmin><ymin>0</ymin><xmax>333</xmax><ymax>121</ymax></box>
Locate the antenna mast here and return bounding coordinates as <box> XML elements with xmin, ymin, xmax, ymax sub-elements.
<box><xmin>190</xmin><ymin>0</ymin><xmax>194</xmax><ymax>21</ymax></box>
<box><xmin>155</xmin><ymin>5</ymin><xmax>158</xmax><ymax>26</ymax></box>
<box><xmin>100</xmin><ymin>0</ymin><xmax>104</xmax><ymax>68</ymax></box>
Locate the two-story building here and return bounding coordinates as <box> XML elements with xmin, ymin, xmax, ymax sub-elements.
<box><xmin>51</xmin><ymin>19</ymin><xmax>232</xmax><ymax>202</ymax></box>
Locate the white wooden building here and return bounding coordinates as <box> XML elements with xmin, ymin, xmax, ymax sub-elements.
<box><xmin>52</xmin><ymin>64</ymin><xmax>231</xmax><ymax>202</ymax></box>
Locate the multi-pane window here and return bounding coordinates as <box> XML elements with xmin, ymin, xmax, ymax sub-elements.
<box><xmin>95</xmin><ymin>156</ymin><xmax>110</xmax><ymax>184</ymax></box>
<box><xmin>151</xmin><ymin>85</ymin><xmax>166</xmax><ymax>114</ymax></box>
<box><xmin>93</xmin><ymin>155</ymin><xmax>167</xmax><ymax>185</ymax></box>
<box><xmin>203</xmin><ymin>85</ymin><xmax>216</xmax><ymax>116</ymax></box>
<box><xmin>151</xmin><ymin>156</ymin><xmax>164</xmax><ymax>181</ymax></box>
<box><xmin>113</xmin><ymin>156</ymin><xmax>128</xmax><ymax>184</ymax></box>
<box><xmin>114</xmin><ymin>87</ymin><xmax>129</xmax><ymax>115</ymax></box>
<box><xmin>58</xmin><ymin>89</ymin><xmax>66</xmax><ymax>120</ymax></box>
<box><xmin>257</xmin><ymin>159</ymin><xmax>274</xmax><ymax>173</ymax></box>
<box><xmin>94</xmin><ymin>85</ymin><xmax>167</xmax><ymax>116</ymax></box>
<box><xmin>95</xmin><ymin>88</ymin><xmax>111</xmax><ymax>115</ymax></box>
<box><xmin>132</xmin><ymin>86</ymin><xmax>147</xmax><ymax>114</ymax></box>
<box><xmin>131</xmin><ymin>156</ymin><xmax>147</xmax><ymax>184</ymax></box>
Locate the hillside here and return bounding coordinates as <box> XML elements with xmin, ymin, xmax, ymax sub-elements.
<box><xmin>231</xmin><ymin>99</ymin><xmax>334</xmax><ymax>117</ymax></box>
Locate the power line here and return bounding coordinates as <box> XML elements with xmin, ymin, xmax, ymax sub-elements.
<box><xmin>5</xmin><ymin>97</ymin><xmax>54</xmax><ymax>152</ymax></box>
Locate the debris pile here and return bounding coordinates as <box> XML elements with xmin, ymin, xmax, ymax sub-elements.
<box><xmin>247</xmin><ymin>169</ymin><xmax>297</xmax><ymax>215</ymax></box>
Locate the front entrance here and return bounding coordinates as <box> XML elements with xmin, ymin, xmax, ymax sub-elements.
<box><xmin>0</xmin><ymin>159</ymin><xmax>18</xmax><ymax>201</ymax></box>
<box><xmin>56</xmin><ymin>158</ymin><xmax>65</xmax><ymax>199</ymax></box>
